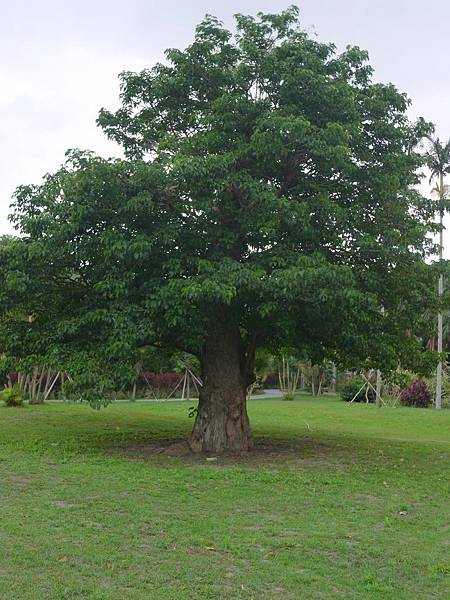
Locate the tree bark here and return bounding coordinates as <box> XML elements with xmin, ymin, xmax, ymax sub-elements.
<box><xmin>189</xmin><ymin>317</ymin><xmax>253</xmax><ymax>453</ymax></box>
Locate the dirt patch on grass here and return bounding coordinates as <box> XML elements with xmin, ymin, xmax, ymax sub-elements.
<box><xmin>121</xmin><ymin>439</ymin><xmax>192</xmax><ymax>457</ymax></box>
<box><xmin>116</xmin><ymin>436</ymin><xmax>348</xmax><ymax>469</ymax></box>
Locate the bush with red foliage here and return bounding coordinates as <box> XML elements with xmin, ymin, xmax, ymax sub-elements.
<box><xmin>138</xmin><ymin>371</ymin><xmax>183</xmax><ymax>393</ymax></box>
<box><xmin>399</xmin><ymin>379</ymin><xmax>432</xmax><ymax>408</ymax></box>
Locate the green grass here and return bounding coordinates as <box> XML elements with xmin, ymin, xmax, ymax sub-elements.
<box><xmin>0</xmin><ymin>396</ymin><xmax>448</xmax><ymax>599</ymax></box>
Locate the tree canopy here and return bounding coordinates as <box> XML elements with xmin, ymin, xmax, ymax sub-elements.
<box><xmin>1</xmin><ymin>6</ymin><xmax>439</xmax><ymax>450</ymax></box>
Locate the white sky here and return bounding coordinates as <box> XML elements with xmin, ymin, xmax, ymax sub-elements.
<box><xmin>1</xmin><ymin>0</ymin><xmax>449</xmax><ymax>256</ymax></box>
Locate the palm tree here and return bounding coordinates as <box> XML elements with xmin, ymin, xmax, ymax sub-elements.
<box><xmin>426</xmin><ymin>136</ymin><xmax>450</xmax><ymax>409</ymax></box>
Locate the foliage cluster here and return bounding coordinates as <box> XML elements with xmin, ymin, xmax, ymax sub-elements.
<box><xmin>0</xmin><ymin>384</ymin><xmax>24</xmax><ymax>407</ymax></box>
<box><xmin>399</xmin><ymin>379</ymin><xmax>432</xmax><ymax>408</ymax></box>
<box><xmin>340</xmin><ymin>376</ymin><xmax>376</xmax><ymax>403</ymax></box>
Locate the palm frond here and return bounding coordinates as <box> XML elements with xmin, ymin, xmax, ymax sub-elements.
<box><xmin>426</xmin><ymin>135</ymin><xmax>450</xmax><ymax>183</ymax></box>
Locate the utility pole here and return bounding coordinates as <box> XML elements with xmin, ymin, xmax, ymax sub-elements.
<box><xmin>436</xmin><ymin>172</ymin><xmax>444</xmax><ymax>410</ymax></box>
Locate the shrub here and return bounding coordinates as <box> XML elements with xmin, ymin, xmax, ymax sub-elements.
<box><xmin>138</xmin><ymin>371</ymin><xmax>184</xmax><ymax>398</ymax></box>
<box><xmin>340</xmin><ymin>376</ymin><xmax>375</xmax><ymax>403</ymax></box>
<box><xmin>0</xmin><ymin>384</ymin><xmax>24</xmax><ymax>407</ymax></box>
<box><xmin>399</xmin><ymin>379</ymin><xmax>432</xmax><ymax>408</ymax></box>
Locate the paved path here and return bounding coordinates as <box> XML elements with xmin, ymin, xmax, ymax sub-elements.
<box><xmin>48</xmin><ymin>389</ymin><xmax>287</xmax><ymax>404</ymax></box>
<box><xmin>104</xmin><ymin>389</ymin><xmax>285</xmax><ymax>403</ymax></box>
<box><xmin>251</xmin><ymin>388</ymin><xmax>284</xmax><ymax>399</ymax></box>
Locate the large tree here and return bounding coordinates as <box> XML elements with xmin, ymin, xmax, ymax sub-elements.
<box><xmin>6</xmin><ymin>7</ymin><xmax>438</xmax><ymax>451</ymax></box>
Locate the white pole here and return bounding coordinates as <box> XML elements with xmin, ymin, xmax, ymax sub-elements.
<box><xmin>376</xmin><ymin>307</ymin><xmax>384</xmax><ymax>407</ymax></box>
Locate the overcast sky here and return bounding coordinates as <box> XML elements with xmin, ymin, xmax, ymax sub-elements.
<box><xmin>2</xmin><ymin>0</ymin><xmax>450</xmax><ymax>253</ymax></box>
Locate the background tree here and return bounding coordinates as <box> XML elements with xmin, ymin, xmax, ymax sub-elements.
<box><xmin>5</xmin><ymin>7</ymin><xmax>438</xmax><ymax>451</ymax></box>
<box><xmin>425</xmin><ymin>136</ymin><xmax>450</xmax><ymax>409</ymax></box>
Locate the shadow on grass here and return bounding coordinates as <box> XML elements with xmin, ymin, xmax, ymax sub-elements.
<box><xmin>1</xmin><ymin>401</ymin><xmax>447</xmax><ymax>470</ymax></box>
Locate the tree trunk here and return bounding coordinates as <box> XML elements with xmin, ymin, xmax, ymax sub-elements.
<box><xmin>189</xmin><ymin>318</ymin><xmax>253</xmax><ymax>453</ymax></box>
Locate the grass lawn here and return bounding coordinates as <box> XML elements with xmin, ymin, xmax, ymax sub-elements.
<box><xmin>0</xmin><ymin>396</ymin><xmax>448</xmax><ymax>599</ymax></box>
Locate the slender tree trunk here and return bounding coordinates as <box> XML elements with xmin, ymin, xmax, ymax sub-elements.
<box><xmin>61</xmin><ymin>372</ymin><xmax>66</xmax><ymax>401</ymax></box>
<box><xmin>24</xmin><ymin>374</ymin><xmax>30</xmax><ymax>396</ymax></box>
<box><xmin>189</xmin><ymin>318</ymin><xmax>253</xmax><ymax>453</ymax></box>
<box><xmin>43</xmin><ymin>369</ymin><xmax>52</xmax><ymax>396</ymax></box>
<box><xmin>44</xmin><ymin>371</ymin><xmax>60</xmax><ymax>401</ymax></box>
<box><xmin>28</xmin><ymin>369</ymin><xmax>40</xmax><ymax>403</ymax></box>
<box><xmin>29</xmin><ymin>368</ymin><xmax>46</xmax><ymax>404</ymax></box>
<box><xmin>37</xmin><ymin>369</ymin><xmax>45</xmax><ymax>395</ymax></box>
